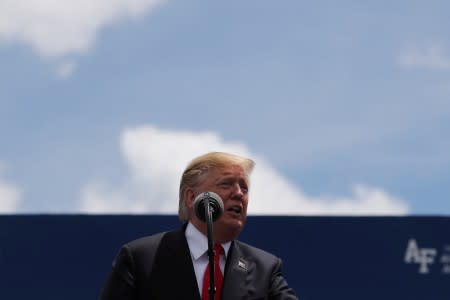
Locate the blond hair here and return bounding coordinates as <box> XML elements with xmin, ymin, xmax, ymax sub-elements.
<box><xmin>178</xmin><ymin>152</ymin><xmax>255</xmax><ymax>221</ymax></box>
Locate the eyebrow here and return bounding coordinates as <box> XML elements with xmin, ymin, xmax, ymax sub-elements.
<box><xmin>217</xmin><ymin>174</ymin><xmax>249</xmax><ymax>185</ymax></box>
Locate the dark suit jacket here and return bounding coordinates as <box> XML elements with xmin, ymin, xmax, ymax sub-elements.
<box><xmin>100</xmin><ymin>226</ymin><xmax>298</xmax><ymax>300</ymax></box>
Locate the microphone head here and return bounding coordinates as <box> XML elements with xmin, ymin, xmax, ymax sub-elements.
<box><xmin>193</xmin><ymin>191</ymin><xmax>224</xmax><ymax>222</ymax></box>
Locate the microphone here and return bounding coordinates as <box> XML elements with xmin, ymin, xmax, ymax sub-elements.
<box><xmin>194</xmin><ymin>191</ymin><xmax>224</xmax><ymax>222</ymax></box>
<box><xmin>194</xmin><ymin>191</ymin><xmax>224</xmax><ymax>300</ymax></box>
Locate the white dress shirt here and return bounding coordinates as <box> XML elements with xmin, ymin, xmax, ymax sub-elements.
<box><xmin>185</xmin><ymin>222</ymin><xmax>231</xmax><ymax>295</ymax></box>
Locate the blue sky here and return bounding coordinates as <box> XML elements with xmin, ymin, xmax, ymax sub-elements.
<box><xmin>0</xmin><ymin>0</ymin><xmax>449</xmax><ymax>215</ymax></box>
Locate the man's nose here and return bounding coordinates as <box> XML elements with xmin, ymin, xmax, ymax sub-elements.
<box><xmin>231</xmin><ymin>183</ymin><xmax>244</xmax><ymax>198</ymax></box>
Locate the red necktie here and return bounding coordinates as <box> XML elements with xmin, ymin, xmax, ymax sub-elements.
<box><xmin>202</xmin><ymin>244</ymin><xmax>223</xmax><ymax>300</ymax></box>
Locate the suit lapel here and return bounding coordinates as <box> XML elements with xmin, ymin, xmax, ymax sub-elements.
<box><xmin>149</xmin><ymin>227</ymin><xmax>200</xmax><ymax>300</ymax></box>
<box><xmin>222</xmin><ymin>241</ymin><xmax>252</xmax><ymax>300</ymax></box>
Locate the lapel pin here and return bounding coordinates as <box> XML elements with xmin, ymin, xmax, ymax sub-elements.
<box><xmin>238</xmin><ymin>260</ymin><xmax>247</xmax><ymax>270</ymax></box>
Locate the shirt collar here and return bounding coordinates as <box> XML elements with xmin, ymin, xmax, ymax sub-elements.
<box><xmin>186</xmin><ymin>222</ymin><xmax>231</xmax><ymax>260</ymax></box>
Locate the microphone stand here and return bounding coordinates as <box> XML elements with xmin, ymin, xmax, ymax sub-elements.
<box><xmin>204</xmin><ymin>200</ymin><xmax>217</xmax><ymax>300</ymax></box>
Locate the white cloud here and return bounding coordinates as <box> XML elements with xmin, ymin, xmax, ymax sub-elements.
<box><xmin>79</xmin><ymin>125</ymin><xmax>409</xmax><ymax>215</ymax></box>
<box><xmin>398</xmin><ymin>43</ymin><xmax>450</xmax><ymax>70</ymax></box>
<box><xmin>0</xmin><ymin>0</ymin><xmax>166</xmax><ymax>57</ymax></box>
<box><xmin>0</xmin><ymin>176</ymin><xmax>21</xmax><ymax>213</ymax></box>
<box><xmin>56</xmin><ymin>60</ymin><xmax>77</xmax><ymax>79</ymax></box>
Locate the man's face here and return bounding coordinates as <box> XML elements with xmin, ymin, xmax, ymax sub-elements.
<box><xmin>189</xmin><ymin>164</ymin><xmax>249</xmax><ymax>242</ymax></box>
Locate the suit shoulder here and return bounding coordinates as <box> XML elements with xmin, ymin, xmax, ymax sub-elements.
<box><xmin>125</xmin><ymin>231</ymin><xmax>166</xmax><ymax>252</ymax></box>
<box><xmin>234</xmin><ymin>240</ymin><xmax>279</xmax><ymax>262</ymax></box>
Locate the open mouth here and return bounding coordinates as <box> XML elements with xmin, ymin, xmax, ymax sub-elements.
<box><xmin>227</xmin><ymin>205</ymin><xmax>242</xmax><ymax>214</ymax></box>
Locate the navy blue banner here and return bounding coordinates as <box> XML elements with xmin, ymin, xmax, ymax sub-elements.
<box><xmin>0</xmin><ymin>215</ymin><xmax>449</xmax><ymax>299</ymax></box>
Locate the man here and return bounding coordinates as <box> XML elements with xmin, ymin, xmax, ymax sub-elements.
<box><xmin>100</xmin><ymin>152</ymin><xmax>298</xmax><ymax>300</ymax></box>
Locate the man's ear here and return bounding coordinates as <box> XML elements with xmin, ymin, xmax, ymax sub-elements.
<box><xmin>184</xmin><ymin>188</ymin><xmax>196</xmax><ymax>209</ymax></box>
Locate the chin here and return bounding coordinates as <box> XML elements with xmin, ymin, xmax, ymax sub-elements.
<box><xmin>226</xmin><ymin>219</ymin><xmax>245</xmax><ymax>234</ymax></box>
<box><xmin>215</xmin><ymin>219</ymin><xmax>245</xmax><ymax>241</ymax></box>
